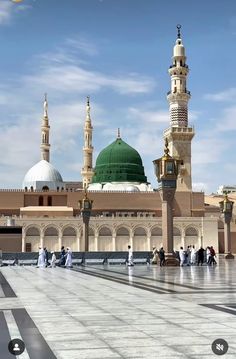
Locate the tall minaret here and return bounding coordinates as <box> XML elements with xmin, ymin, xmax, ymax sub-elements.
<box><xmin>81</xmin><ymin>96</ymin><xmax>94</xmax><ymax>188</ymax></box>
<box><xmin>40</xmin><ymin>93</ymin><xmax>50</xmax><ymax>162</ymax></box>
<box><xmin>164</xmin><ymin>25</ymin><xmax>195</xmax><ymax>191</ymax></box>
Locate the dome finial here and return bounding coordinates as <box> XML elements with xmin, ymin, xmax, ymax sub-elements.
<box><xmin>117</xmin><ymin>128</ymin><xmax>121</xmax><ymax>139</ymax></box>
<box><xmin>176</xmin><ymin>24</ymin><xmax>181</xmax><ymax>39</ymax></box>
<box><xmin>86</xmin><ymin>95</ymin><xmax>90</xmax><ymax>120</ymax></box>
<box><xmin>44</xmin><ymin>93</ymin><xmax>48</xmax><ymax>117</ymax></box>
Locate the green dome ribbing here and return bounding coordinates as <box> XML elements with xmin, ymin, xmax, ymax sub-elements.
<box><xmin>92</xmin><ymin>138</ymin><xmax>147</xmax><ymax>184</ymax></box>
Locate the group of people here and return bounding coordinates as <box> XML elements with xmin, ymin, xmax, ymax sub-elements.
<box><xmin>152</xmin><ymin>245</ymin><xmax>217</xmax><ymax>267</ymax></box>
<box><xmin>37</xmin><ymin>246</ymin><xmax>72</xmax><ymax>268</ymax></box>
<box><xmin>179</xmin><ymin>245</ymin><xmax>217</xmax><ymax>266</ymax></box>
<box><xmin>152</xmin><ymin>247</ymin><xmax>166</xmax><ymax>266</ymax></box>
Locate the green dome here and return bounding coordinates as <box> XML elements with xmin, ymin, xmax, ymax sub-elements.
<box><xmin>92</xmin><ymin>138</ymin><xmax>147</xmax><ymax>184</ymax></box>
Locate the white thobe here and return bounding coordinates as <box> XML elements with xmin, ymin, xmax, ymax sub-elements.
<box><xmin>51</xmin><ymin>254</ymin><xmax>57</xmax><ymax>268</ymax></box>
<box><xmin>65</xmin><ymin>250</ymin><xmax>72</xmax><ymax>267</ymax></box>
<box><xmin>191</xmin><ymin>249</ymin><xmax>196</xmax><ymax>264</ymax></box>
<box><xmin>37</xmin><ymin>249</ymin><xmax>45</xmax><ymax>267</ymax></box>
<box><xmin>128</xmin><ymin>249</ymin><xmax>133</xmax><ymax>265</ymax></box>
<box><xmin>206</xmin><ymin>248</ymin><xmax>211</xmax><ymax>262</ymax></box>
<box><xmin>179</xmin><ymin>250</ymin><xmax>185</xmax><ymax>266</ymax></box>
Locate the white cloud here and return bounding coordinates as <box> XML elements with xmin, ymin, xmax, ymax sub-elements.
<box><xmin>0</xmin><ymin>1</ymin><xmax>13</xmax><ymax>24</ymax></box>
<box><xmin>204</xmin><ymin>88</ymin><xmax>236</xmax><ymax>102</ymax></box>
<box><xmin>192</xmin><ymin>135</ymin><xmax>228</xmax><ymax>165</ymax></box>
<box><xmin>128</xmin><ymin>107</ymin><xmax>169</xmax><ymax>123</ymax></box>
<box><xmin>192</xmin><ymin>182</ymin><xmax>208</xmax><ymax>192</ymax></box>
<box><xmin>25</xmin><ymin>65</ymin><xmax>155</xmax><ymax>96</ymax></box>
<box><xmin>65</xmin><ymin>36</ymin><xmax>98</xmax><ymax>56</ymax></box>
<box><xmin>215</xmin><ymin>106</ymin><xmax>236</xmax><ymax>131</ymax></box>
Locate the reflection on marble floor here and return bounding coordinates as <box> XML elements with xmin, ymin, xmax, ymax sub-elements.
<box><xmin>1</xmin><ymin>259</ymin><xmax>236</xmax><ymax>358</ymax></box>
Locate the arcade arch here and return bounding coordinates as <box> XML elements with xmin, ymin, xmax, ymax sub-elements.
<box><xmin>25</xmin><ymin>227</ymin><xmax>40</xmax><ymax>252</ymax></box>
<box><xmin>98</xmin><ymin>226</ymin><xmax>112</xmax><ymax>251</ymax></box>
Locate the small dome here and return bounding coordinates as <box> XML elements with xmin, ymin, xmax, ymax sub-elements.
<box><xmin>23</xmin><ymin>160</ymin><xmax>63</xmax><ymax>190</ymax></box>
<box><xmin>126</xmin><ymin>185</ymin><xmax>140</xmax><ymax>192</ymax></box>
<box><xmin>173</xmin><ymin>39</ymin><xmax>185</xmax><ymax>57</ymax></box>
<box><xmin>92</xmin><ymin>138</ymin><xmax>147</xmax><ymax>184</ymax></box>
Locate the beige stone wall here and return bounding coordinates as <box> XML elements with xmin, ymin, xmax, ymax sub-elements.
<box><xmin>0</xmin><ymin>190</ymin><xmax>205</xmax><ymax>218</ymax></box>
<box><xmin>0</xmin><ymin>215</ymin><xmax>219</xmax><ymax>253</ymax></box>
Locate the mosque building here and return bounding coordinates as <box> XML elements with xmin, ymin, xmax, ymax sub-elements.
<box><xmin>0</xmin><ymin>27</ymin><xmax>232</xmax><ymax>254</ymax></box>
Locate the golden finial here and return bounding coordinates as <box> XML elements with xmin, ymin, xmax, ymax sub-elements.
<box><xmin>117</xmin><ymin>128</ymin><xmax>121</xmax><ymax>139</ymax></box>
<box><xmin>87</xmin><ymin>95</ymin><xmax>90</xmax><ymax>106</ymax></box>
<box><xmin>177</xmin><ymin>24</ymin><xmax>181</xmax><ymax>39</ymax></box>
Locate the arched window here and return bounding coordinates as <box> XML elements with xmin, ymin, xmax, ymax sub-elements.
<box><xmin>42</xmin><ymin>186</ymin><xmax>49</xmax><ymax>192</ymax></box>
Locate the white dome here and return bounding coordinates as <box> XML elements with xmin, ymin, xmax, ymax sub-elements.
<box><xmin>173</xmin><ymin>39</ymin><xmax>185</xmax><ymax>57</ymax></box>
<box><xmin>23</xmin><ymin>160</ymin><xmax>63</xmax><ymax>190</ymax></box>
<box><xmin>88</xmin><ymin>182</ymin><xmax>152</xmax><ymax>192</ymax></box>
<box><xmin>125</xmin><ymin>185</ymin><xmax>140</xmax><ymax>192</ymax></box>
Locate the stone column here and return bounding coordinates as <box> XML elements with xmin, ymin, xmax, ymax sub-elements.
<box><xmin>77</xmin><ymin>235</ymin><xmax>80</xmax><ymax>252</ymax></box>
<box><xmin>224</xmin><ymin>220</ymin><xmax>231</xmax><ymax>255</ymax></box>
<box><xmin>222</xmin><ymin>211</ymin><xmax>234</xmax><ymax>259</ymax></box>
<box><xmin>159</xmin><ymin>188</ymin><xmax>179</xmax><ymax>266</ymax></box>
<box><xmin>95</xmin><ymin>235</ymin><xmax>98</xmax><ymax>251</ymax></box>
<box><xmin>58</xmin><ymin>229</ymin><xmax>62</xmax><ymax>252</ymax></box>
<box><xmin>80</xmin><ymin>223</ymin><xmax>85</xmax><ymax>252</ymax></box>
<box><xmin>161</xmin><ymin>200</ymin><xmax>173</xmax><ymax>253</ymax></box>
<box><xmin>40</xmin><ymin>229</ymin><xmax>44</xmax><ymax>248</ymax></box>
<box><xmin>129</xmin><ymin>235</ymin><xmax>134</xmax><ymax>251</ymax></box>
<box><xmin>22</xmin><ymin>232</ymin><xmax>26</xmax><ymax>252</ymax></box>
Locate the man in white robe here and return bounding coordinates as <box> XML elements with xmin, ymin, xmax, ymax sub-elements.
<box><xmin>37</xmin><ymin>247</ymin><xmax>45</xmax><ymax>268</ymax></box>
<box><xmin>179</xmin><ymin>247</ymin><xmax>185</xmax><ymax>266</ymax></box>
<box><xmin>127</xmin><ymin>245</ymin><xmax>134</xmax><ymax>266</ymax></box>
<box><xmin>65</xmin><ymin>247</ymin><xmax>72</xmax><ymax>268</ymax></box>
<box><xmin>190</xmin><ymin>245</ymin><xmax>197</xmax><ymax>265</ymax></box>
<box><xmin>50</xmin><ymin>251</ymin><xmax>57</xmax><ymax>268</ymax></box>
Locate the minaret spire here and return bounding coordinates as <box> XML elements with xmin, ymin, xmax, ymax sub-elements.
<box><xmin>164</xmin><ymin>26</ymin><xmax>195</xmax><ymax>192</ymax></box>
<box><xmin>81</xmin><ymin>96</ymin><xmax>94</xmax><ymax>189</ymax></box>
<box><xmin>177</xmin><ymin>24</ymin><xmax>181</xmax><ymax>39</ymax></box>
<box><xmin>167</xmin><ymin>23</ymin><xmax>190</xmax><ymax>128</ymax></box>
<box><xmin>117</xmin><ymin>128</ymin><xmax>121</xmax><ymax>139</ymax></box>
<box><xmin>40</xmin><ymin>93</ymin><xmax>50</xmax><ymax>162</ymax></box>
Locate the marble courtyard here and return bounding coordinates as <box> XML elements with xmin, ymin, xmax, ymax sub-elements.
<box><xmin>1</xmin><ymin>260</ymin><xmax>236</xmax><ymax>358</ymax></box>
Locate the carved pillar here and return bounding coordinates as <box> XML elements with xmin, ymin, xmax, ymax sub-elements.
<box><xmin>94</xmin><ymin>235</ymin><xmax>98</xmax><ymax>251</ymax></box>
<box><xmin>147</xmin><ymin>229</ymin><xmax>151</xmax><ymax>251</ymax></box>
<box><xmin>40</xmin><ymin>228</ymin><xmax>44</xmax><ymax>248</ymax></box>
<box><xmin>22</xmin><ymin>231</ymin><xmax>26</xmax><ymax>252</ymax></box>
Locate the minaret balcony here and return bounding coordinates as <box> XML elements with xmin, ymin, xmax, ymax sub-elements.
<box><xmin>167</xmin><ymin>90</ymin><xmax>191</xmax><ymax>96</ymax></box>
<box><xmin>168</xmin><ymin>67</ymin><xmax>189</xmax><ymax>76</ymax></box>
<box><xmin>169</xmin><ymin>64</ymin><xmax>188</xmax><ymax>69</ymax></box>
<box><xmin>164</xmin><ymin>126</ymin><xmax>195</xmax><ymax>141</ymax></box>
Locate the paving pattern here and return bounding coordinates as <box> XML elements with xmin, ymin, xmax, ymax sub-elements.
<box><xmin>1</xmin><ymin>259</ymin><xmax>236</xmax><ymax>358</ymax></box>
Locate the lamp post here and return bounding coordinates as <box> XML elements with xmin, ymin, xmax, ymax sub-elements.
<box><xmin>153</xmin><ymin>139</ymin><xmax>181</xmax><ymax>266</ymax></box>
<box><xmin>79</xmin><ymin>188</ymin><xmax>93</xmax><ymax>252</ymax></box>
<box><xmin>219</xmin><ymin>193</ymin><xmax>234</xmax><ymax>259</ymax></box>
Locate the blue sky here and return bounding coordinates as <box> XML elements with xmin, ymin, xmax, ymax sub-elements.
<box><xmin>0</xmin><ymin>0</ymin><xmax>236</xmax><ymax>193</ymax></box>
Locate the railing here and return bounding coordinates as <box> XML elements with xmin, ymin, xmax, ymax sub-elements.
<box><xmin>167</xmin><ymin>90</ymin><xmax>191</xmax><ymax>96</ymax></box>
<box><xmin>169</xmin><ymin>64</ymin><xmax>189</xmax><ymax>69</ymax></box>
